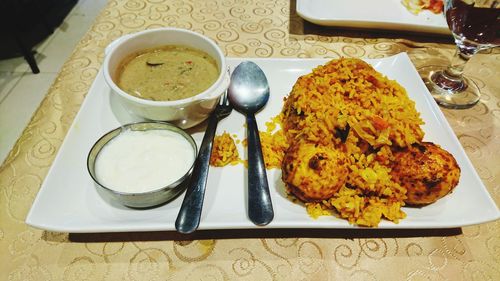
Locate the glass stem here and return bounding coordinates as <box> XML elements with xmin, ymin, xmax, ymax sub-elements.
<box><xmin>444</xmin><ymin>48</ymin><xmax>471</xmax><ymax>79</ymax></box>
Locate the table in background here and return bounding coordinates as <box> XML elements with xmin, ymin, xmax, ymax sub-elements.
<box><xmin>1</xmin><ymin>1</ymin><xmax>499</xmax><ymax>280</ymax></box>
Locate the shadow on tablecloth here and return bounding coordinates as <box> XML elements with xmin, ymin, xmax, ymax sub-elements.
<box><xmin>69</xmin><ymin>228</ymin><xmax>462</xmax><ymax>242</ymax></box>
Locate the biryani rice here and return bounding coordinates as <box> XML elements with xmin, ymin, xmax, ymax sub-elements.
<box><xmin>274</xmin><ymin>57</ymin><xmax>425</xmax><ymax>227</ymax></box>
<box><xmin>210</xmin><ymin>132</ymin><xmax>242</xmax><ymax>167</ymax></box>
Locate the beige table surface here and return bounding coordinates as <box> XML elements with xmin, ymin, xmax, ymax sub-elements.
<box><xmin>1</xmin><ymin>1</ymin><xmax>499</xmax><ymax>280</ymax></box>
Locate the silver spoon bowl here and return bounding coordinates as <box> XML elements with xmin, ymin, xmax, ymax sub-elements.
<box><xmin>228</xmin><ymin>61</ymin><xmax>274</xmax><ymax>226</ymax></box>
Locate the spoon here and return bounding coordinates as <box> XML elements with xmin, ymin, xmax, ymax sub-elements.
<box><xmin>228</xmin><ymin>61</ymin><xmax>274</xmax><ymax>226</ymax></box>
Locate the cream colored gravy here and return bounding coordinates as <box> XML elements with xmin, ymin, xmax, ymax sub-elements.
<box><xmin>117</xmin><ymin>45</ymin><xmax>219</xmax><ymax>101</ymax></box>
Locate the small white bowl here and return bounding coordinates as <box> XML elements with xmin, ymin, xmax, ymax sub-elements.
<box><xmin>103</xmin><ymin>28</ymin><xmax>229</xmax><ymax>129</ymax></box>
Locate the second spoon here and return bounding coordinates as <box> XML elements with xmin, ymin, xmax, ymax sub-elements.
<box><xmin>227</xmin><ymin>61</ymin><xmax>274</xmax><ymax>226</ymax></box>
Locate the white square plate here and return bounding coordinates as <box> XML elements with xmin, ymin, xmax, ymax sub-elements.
<box><xmin>26</xmin><ymin>53</ymin><xmax>499</xmax><ymax>232</ymax></box>
<box><xmin>296</xmin><ymin>0</ymin><xmax>449</xmax><ymax>35</ymax></box>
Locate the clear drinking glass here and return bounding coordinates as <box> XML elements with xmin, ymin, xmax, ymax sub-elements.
<box><xmin>418</xmin><ymin>0</ymin><xmax>499</xmax><ymax>109</ymax></box>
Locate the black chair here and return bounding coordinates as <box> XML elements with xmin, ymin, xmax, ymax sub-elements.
<box><xmin>0</xmin><ymin>0</ymin><xmax>77</xmax><ymax>74</ymax></box>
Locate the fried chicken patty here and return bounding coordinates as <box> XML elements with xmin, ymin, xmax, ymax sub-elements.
<box><xmin>390</xmin><ymin>142</ymin><xmax>460</xmax><ymax>205</ymax></box>
<box><xmin>281</xmin><ymin>141</ymin><xmax>349</xmax><ymax>202</ymax></box>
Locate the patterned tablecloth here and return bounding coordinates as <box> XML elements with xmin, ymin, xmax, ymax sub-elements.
<box><xmin>1</xmin><ymin>1</ymin><xmax>499</xmax><ymax>280</ymax></box>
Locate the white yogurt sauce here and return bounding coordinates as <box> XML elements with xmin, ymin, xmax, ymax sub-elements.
<box><xmin>95</xmin><ymin>129</ymin><xmax>194</xmax><ymax>193</ymax></box>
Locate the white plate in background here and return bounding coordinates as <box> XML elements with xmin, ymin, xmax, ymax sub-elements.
<box><xmin>296</xmin><ymin>0</ymin><xmax>449</xmax><ymax>35</ymax></box>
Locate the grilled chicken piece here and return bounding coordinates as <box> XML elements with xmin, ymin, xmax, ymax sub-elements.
<box><xmin>390</xmin><ymin>142</ymin><xmax>460</xmax><ymax>205</ymax></box>
<box><xmin>282</xmin><ymin>141</ymin><xmax>349</xmax><ymax>202</ymax></box>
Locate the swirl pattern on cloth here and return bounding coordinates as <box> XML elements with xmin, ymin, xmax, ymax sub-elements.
<box><xmin>0</xmin><ymin>0</ymin><xmax>499</xmax><ymax>280</ymax></box>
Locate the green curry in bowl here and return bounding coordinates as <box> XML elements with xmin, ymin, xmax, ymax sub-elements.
<box><xmin>116</xmin><ymin>45</ymin><xmax>219</xmax><ymax>101</ymax></box>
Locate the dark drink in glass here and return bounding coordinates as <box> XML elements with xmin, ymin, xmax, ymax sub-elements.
<box><xmin>446</xmin><ymin>0</ymin><xmax>499</xmax><ymax>49</ymax></box>
<box><xmin>418</xmin><ymin>0</ymin><xmax>499</xmax><ymax>109</ymax></box>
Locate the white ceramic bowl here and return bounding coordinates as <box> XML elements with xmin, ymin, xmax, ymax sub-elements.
<box><xmin>103</xmin><ymin>28</ymin><xmax>229</xmax><ymax>129</ymax></box>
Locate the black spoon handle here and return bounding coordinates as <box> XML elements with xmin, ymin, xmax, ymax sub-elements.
<box><xmin>246</xmin><ymin>113</ymin><xmax>274</xmax><ymax>226</ymax></box>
